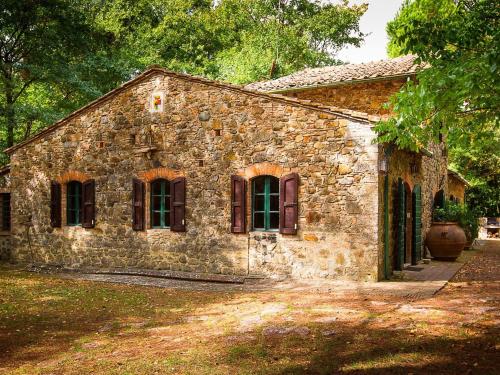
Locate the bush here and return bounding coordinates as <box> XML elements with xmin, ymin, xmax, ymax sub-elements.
<box><xmin>433</xmin><ymin>201</ymin><xmax>462</xmax><ymax>222</ymax></box>
<box><xmin>433</xmin><ymin>200</ymin><xmax>479</xmax><ymax>241</ymax></box>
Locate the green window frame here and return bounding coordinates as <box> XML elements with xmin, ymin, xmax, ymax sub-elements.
<box><xmin>150</xmin><ymin>179</ymin><xmax>170</xmax><ymax>228</ymax></box>
<box><xmin>67</xmin><ymin>181</ymin><xmax>82</xmax><ymax>226</ymax></box>
<box><xmin>252</xmin><ymin>176</ymin><xmax>279</xmax><ymax>231</ymax></box>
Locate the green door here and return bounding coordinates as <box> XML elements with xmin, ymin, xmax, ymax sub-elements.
<box><xmin>412</xmin><ymin>185</ymin><xmax>422</xmax><ymax>265</ymax></box>
<box><xmin>396</xmin><ymin>178</ymin><xmax>406</xmax><ymax>271</ymax></box>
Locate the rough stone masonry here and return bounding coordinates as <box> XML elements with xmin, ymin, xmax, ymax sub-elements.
<box><xmin>6</xmin><ymin>68</ymin><xmax>381</xmax><ymax>281</ymax></box>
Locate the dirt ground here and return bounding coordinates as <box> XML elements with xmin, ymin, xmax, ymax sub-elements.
<box><xmin>0</xmin><ymin>240</ymin><xmax>498</xmax><ymax>374</ymax></box>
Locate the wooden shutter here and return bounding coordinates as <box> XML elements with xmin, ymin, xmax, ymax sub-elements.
<box><xmin>231</xmin><ymin>175</ymin><xmax>246</xmax><ymax>233</ymax></box>
<box><xmin>82</xmin><ymin>179</ymin><xmax>95</xmax><ymax>228</ymax></box>
<box><xmin>412</xmin><ymin>185</ymin><xmax>422</xmax><ymax>265</ymax></box>
<box><xmin>170</xmin><ymin>177</ymin><xmax>186</xmax><ymax>232</ymax></box>
<box><xmin>50</xmin><ymin>182</ymin><xmax>62</xmax><ymax>228</ymax></box>
<box><xmin>132</xmin><ymin>179</ymin><xmax>145</xmax><ymax>231</ymax></box>
<box><xmin>396</xmin><ymin>178</ymin><xmax>405</xmax><ymax>271</ymax></box>
<box><xmin>279</xmin><ymin>173</ymin><xmax>299</xmax><ymax>235</ymax></box>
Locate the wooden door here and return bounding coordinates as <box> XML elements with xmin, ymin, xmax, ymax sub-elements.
<box><xmin>405</xmin><ymin>182</ymin><xmax>412</xmax><ymax>264</ymax></box>
<box><xmin>412</xmin><ymin>185</ymin><xmax>422</xmax><ymax>265</ymax></box>
<box><xmin>395</xmin><ymin>178</ymin><xmax>406</xmax><ymax>271</ymax></box>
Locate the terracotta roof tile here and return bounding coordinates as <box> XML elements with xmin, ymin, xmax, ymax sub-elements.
<box><xmin>246</xmin><ymin>55</ymin><xmax>423</xmax><ymax>92</ymax></box>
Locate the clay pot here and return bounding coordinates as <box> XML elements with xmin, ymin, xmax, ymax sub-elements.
<box><xmin>425</xmin><ymin>222</ymin><xmax>466</xmax><ymax>260</ymax></box>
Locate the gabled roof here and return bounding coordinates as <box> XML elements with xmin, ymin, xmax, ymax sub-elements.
<box><xmin>448</xmin><ymin>169</ymin><xmax>470</xmax><ymax>187</ymax></box>
<box><xmin>5</xmin><ymin>67</ymin><xmax>383</xmax><ymax>154</ymax></box>
<box><xmin>246</xmin><ymin>55</ymin><xmax>422</xmax><ymax>92</ymax></box>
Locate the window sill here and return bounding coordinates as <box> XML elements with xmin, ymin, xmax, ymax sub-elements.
<box><xmin>251</xmin><ymin>229</ymin><xmax>279</xmax><ymax>233</ymax></box>
<box><xmin>147</xmin><ymin>227</ymin><xmax>171</xmax><ymax>231</ymax></box>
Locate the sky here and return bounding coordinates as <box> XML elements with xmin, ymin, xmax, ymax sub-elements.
<box><xmin>335</xmin><ymin>0</ymin><xmax>404</xmax><ymax>64</ymax></box>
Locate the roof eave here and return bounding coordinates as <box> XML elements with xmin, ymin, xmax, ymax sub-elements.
<box><xmin>255</xmin><ymin>72</ymin><xmax>417</xmax><ymax>94</ymax></box>
<box><xmin>448</xmin><ymin>169</ymin><xmax>471</xmax><ymax>187</ymax></box>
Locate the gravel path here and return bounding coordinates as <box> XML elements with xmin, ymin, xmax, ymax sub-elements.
<box><xmin>451</xmin><ymin>239</ymin><xmax>500</xmax><ymax>282</ymax></box>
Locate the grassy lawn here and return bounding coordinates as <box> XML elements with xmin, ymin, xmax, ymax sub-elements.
<box><xmin>0</xmin><ymin>263</ymin><xmax>498</xmax><ymax>375</ymax></box>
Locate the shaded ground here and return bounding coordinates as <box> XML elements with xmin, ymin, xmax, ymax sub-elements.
<box><xmin>0</xmin><ymin>240</ymin><xmax>498</xmax><ymax>374</ymax></box>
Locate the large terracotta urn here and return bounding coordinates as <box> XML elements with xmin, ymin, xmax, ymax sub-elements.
<box><xmin>425</xmin><ymin>222</ymin><xmax>467</xmax><ymax>260</ymax></box>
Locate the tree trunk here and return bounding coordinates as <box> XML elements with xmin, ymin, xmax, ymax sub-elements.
<box><xmin>4</xmin><ymin>77</ymin><xmax>15</xmax><ymax>148</ymax></box>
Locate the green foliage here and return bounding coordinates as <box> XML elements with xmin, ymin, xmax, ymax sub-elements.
<box><xmin>433</xmin><ymin>201</ymin><xmax>462</xmax><ymax>223</ymax></box>
<box><xmin>211</xmin><ymin>0</ymin><xmax>367</xmax><ymax>83</ymax></box>
<box><xmin>458</xmin><ymin>204</ymin><xmax>480</xmax><ymax>241</ymax></box>
<box><xmin>433</xmin><ymin>200</ymin><xmax>480</xmax><ymax>241</ymax></box>
<box><xmin>466</xmin><ymin>183</ymin><xmax>500</xmax><ymax>218</ymax></box>
<box><xmin>379</xmin><ymin>0</ymin><xmax>499</xmax><ymax>215</ymax></box>
<box><xmin>449</xmin><ymin>124</ymin><xmax>499</xmax><ymax>217</ymax></box>
<box><xmin>0</xmin><ymin>0</ymin><xmax>132</xmax><ymax>165</ymax></box>
<box><xmin>377</xmin><ymin>0</ymin><xmax>499</xmax><ymax>150</ymax></box>
<box><xmin>88</xmin><ymin>0</ymin><xmax>367</xmax><ymax>83</ymax></box>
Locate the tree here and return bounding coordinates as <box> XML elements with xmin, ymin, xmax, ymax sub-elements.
<box><xmin>1</xmin><ymin>1</ymin><xmax>86</xmax><ymax>146</ymax></box>
<box><xmin>376</xmin><ymin>0</ymin><xmax>499</xmax><ymax>150</ymax></box>
<box><xmin>212</xmin><ymin>0</ymin><xmax>367</xmax><ymax>83</ymax></box>
<box><xmin>87</xmin><ymin>0</ymin><xmax>367</xmax><ymax>83</ymax></box>
<box><xmin>449</xmin><ymin>125</ymin><xmax>500</xmax><ymax>217</ymax></box>
<box><xmin>376</xmin><ymin>0</ymin><xmax>499</xmax><ymax>215</ymax></box>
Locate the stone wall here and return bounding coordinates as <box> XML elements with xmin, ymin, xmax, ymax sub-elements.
<box><xmin>377</xmin><ymin>143</ymin><xmax>448</xmax><ymax>276</ymax></box>
<box><xmin>281</xmin><ymin>78</ymin><xmax>408</xmax><ymax>115</ymax></box>
<box><xmin>0</xmin><ymin>235</ymin><xmax>10</xmax><ymax>261</ymax></box>
<box><xmin>448</xmin><ymin>174</ymin><xmax>466</xmax><ymax>203</ymax></box>
<box><xmin>8</xmin><ymin>70</ymin><xmax>380</xmax><ymax>280</ymax></box>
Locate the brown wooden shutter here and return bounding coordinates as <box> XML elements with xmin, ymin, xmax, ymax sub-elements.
<box><xmin>170</xmin><ymin>177</ymin><xmax>186</xmax><ymax>232</ymax></box>
<box><xmin>279</xmin><ymin>173</ymin><xmax>299</xmax><ymax>234</ymax></box>
<box><xmin>82</xmin><ymin>179</ymin><xmax>95</xmax><ymax>228</ymax></box>
<box><xmin>132</xmin><ymin>179</ymin><xmax>145</xmax><ymax>231</ymax></box>
<box><xmin>50</xmin><ymin>181</ymin><xmax>62</xmax><ymax>228</ymax></box>
<box><xmin>231</xmin><ymin>175</ymin><xmax>246</xmax><ymax>233</ymax></box>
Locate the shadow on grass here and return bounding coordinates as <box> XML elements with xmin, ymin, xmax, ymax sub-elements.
<box><xmin>223</xmin><ymin>323</ymin><xmax>499</xmax><ymax>375</ymax></box>
<box><xmin>0</xmin><ymin>265</ymin><xmax>231</xmax><ymax>367</ymax></box>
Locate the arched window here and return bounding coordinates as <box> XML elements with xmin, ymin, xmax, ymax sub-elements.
<box><xmin>67</xmin><ymin>181</ymin><xmax>82</xmax><ymax>226</ymax></box>
<box><xmin>252</xmin><ymin>175</ymin><xmax>279</xmax><ymax>231</ymax></box>
<box><xmin>151</xmin><ymin>179</ymin><xmax>170</xmax><ymax>228</ymax></box>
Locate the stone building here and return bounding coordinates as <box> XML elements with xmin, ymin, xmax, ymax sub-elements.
<box><xmin>447</xmin><ymin>169</ymin><xmax>469</xmax><ymax>203</ymax></box>
<box><xmin>2</xmin><ymin>56</ymin><xmax>450</xmax><ymax>281</ymax></box>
